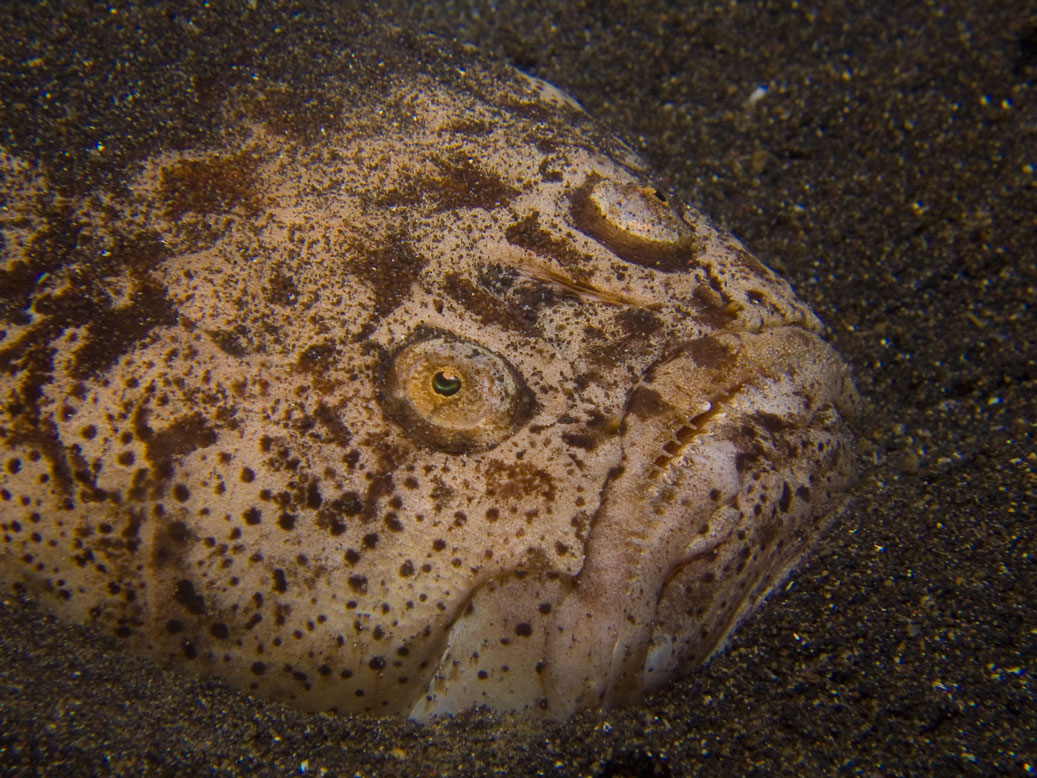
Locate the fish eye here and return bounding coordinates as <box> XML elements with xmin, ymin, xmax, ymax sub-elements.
<box><xmin>379</xmin><ymin>334</ymin><xmax>535</xmax><ymax>454</ymax></box>
<box><xmin>570</xmin><ymin>175</ymin><xmax>698</xmax><ymax>273</ymax></box>
<box><xmin>431</xmin><ymin>371</ymin><xmax>462</xmax><ymax>397</ymax></box>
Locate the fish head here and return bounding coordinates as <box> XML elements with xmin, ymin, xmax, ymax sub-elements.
<box><xmin>0</xmin><ymin>62</ymin><xmax>859</xmax><ymax>719</ymax></box>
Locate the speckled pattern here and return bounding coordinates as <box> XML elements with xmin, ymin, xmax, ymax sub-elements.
<box><xmin>0</xmin><ymin>7</ymin><xmax>857</xmax><ymax>720</ymax></box>
<box><xmin>0</xmin><ymin>0</ymin><xmax>1033</xmax><ymax>776</ymax></box>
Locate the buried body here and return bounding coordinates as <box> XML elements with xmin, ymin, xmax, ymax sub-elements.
<box><xmin>0</xmin><ymin>19</ymin><xmax>858</xmax><ymax>721</ymax></box>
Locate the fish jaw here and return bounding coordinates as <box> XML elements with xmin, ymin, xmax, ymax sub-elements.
<box><xmin>544</xmin><ymin>325</ymin><xmax>859</xmax><ymax>715</ymax></box>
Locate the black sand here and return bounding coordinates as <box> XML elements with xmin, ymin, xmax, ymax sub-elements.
<box><xmin>1</xmin><ymin>1</ymin><xmax>1033</xmax><ymax>775</ymax></box>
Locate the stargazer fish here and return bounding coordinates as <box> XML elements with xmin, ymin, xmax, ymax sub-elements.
<box><xmin>0</xmin><ymin>18</ymin><xmax>859</xmax><ymax>720</ymax></box>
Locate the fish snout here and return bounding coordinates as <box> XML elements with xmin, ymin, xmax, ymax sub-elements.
<box><xmin>543</xmin><ymin>327</ymin><xmax>860</xmax><ymax>714</ymax></box>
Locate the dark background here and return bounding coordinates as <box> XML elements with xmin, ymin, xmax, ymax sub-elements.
<box><xmin>1</xmin><ymin>1</ymin><xmax>1033</xmax><ymax>775</ymax></box>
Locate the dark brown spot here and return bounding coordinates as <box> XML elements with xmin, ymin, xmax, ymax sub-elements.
<box><xmin>145</xmin><ymin>413</ymin><xmax>218</xmax><ymax>482</ymax></box>
<box><xmin>684</xmin><ymin>337</ymin><xmax>734</xmax><ymax>371</ymax></box>
<box><xmin>615</xmin><ymin>308</ymin><xmax>662</xmax><ymax>338</ymax></box>
<box><xmin>313</xmin><ymin>403</ymin><xmax>353</xmax><ymax>449</ymax></box>
<box><xmin>264</xmin><ymin>266</ymin><xmax>300</xmax><ymax>307</ymax></box>
<box><xmin>206</xmin><ymin>329</ymin><xmax>249</xmax><ymax>357</ymax></box>
<box><xmin>349</xmin><ymin>236</ymin><xmax>427</xmax><ymax>318</ymax></box>
<box><xmin>296</xmin><ymin>340</ymin><xmax>337</xmax><ymax>374</ymax></box>
<box><xmin>330</xmin><ymin>491</ymin><xmax>362</xmax><ymax>517</ymax></box>
<box><xmin>753</xmin><ymin>411</ymin><xmax>789</xmax><ymax>435</ymax></box>
<box><xmin>563</xmin><ymin>429</ymin><xmax>603</xmax><ymax>451</ymax></box>
<box><xmin>360</xmin><ymin>473</ymin><xmax>394</xmax><ymax>524</ymax></box>
<box><xmin>431</xmin><ymin>155</ymin><xmax>517</xmax><ymax>210</ymax></box>
<box><xmin>160</xmin><ymin>152</ymin><xmax>260</xmax><ymax>219</ymax></box>
<box><xmin>538</xmin><ymin>157</ymin><xmax>563</xmax><ymax>181</ymax></box>
<box><xmin>380</xmin><ymin>154</ymin><xmax>516</xmax><ymax>212</ymax></box>
<box><xmin>484</xmin><ymin>461</ymin><xmax>555</xmax><ymax>503</ymax></box>
<box><xmin>272</xmin><ymin>569</ymin><xmax>288</xmax><ymax>593</ymax></box>
<box><xmin>167</xmin><ymin>520</ymin><xmax>192</xmax><ymax>544</ymax></box>
<box><xmin>278</xmin><ymin>513</ymin><xmax>296</xmax><ymax>531</ymax></box>
<box><xmin>627</xmin><ymin>386</ymin><xmax>671</xmax><ymax>420</ymax></box>
<box><xmin>442</xmin><ymin>272</ymin><xmax>536</xmax><ymax>335</ymax></box>
<box><xmin>174</xmin><ymin>579</ymin><xmax>205</xmax><ymax>615</ymax></box>
<box><xmin>504</xmin><ymin>212</ymin><xmax>591</xmax><ymax>272</ymax></box>
<box><xmin>250</xmin><ymin>85</ymin><xmax>347</xmax><ymax>142</ymax></box>
<box><xmin>71</xmin><ymin>282</ymin><xmax>178</xmax><ymax>380</ymax></box>
<box><xmin>304</xmin><ymin>480</ymin><xmax>322</xmax><ymax>510</ymax></box>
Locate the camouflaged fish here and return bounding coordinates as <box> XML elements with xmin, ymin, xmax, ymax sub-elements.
<box><xmin>0</xmin><ymin>27</ymin><xmax>859</xmax><ymax>720</ymax></box>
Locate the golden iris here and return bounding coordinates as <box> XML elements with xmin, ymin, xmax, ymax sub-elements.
<box><xmin>378</xmin><ymin>334</ymin><xmax>535</xmax><ymax>454</ymax></box>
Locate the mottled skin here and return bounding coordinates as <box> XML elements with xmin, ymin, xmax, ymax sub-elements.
<box><xmin>0</xmin><ymin>48</ymin><xmax>858</xmax><ymax>720</ymax></box>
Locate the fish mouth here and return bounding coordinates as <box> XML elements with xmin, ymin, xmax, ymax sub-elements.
<box><xmin>542</xmin><ymin>325</ymin><xmax>859</xmax><ymax>715</ymax></box>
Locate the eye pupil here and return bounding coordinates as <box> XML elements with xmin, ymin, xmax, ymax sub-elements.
<box><xmin>432</xmin><ymin>371</ymin><xmax>462</xmax><ymax>396</ymax></box>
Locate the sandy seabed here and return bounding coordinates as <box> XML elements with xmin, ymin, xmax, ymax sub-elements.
<box><xmin>1</xmin><ymin>1</ymin><xmax>1033</xmax><ymax>775</ymax></box>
